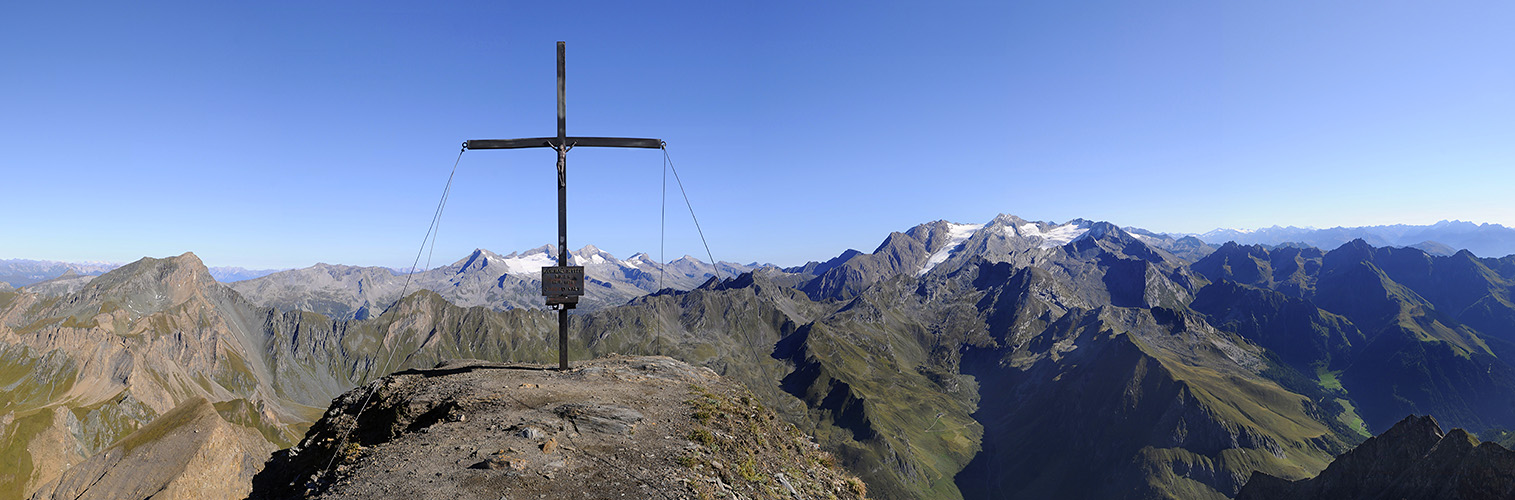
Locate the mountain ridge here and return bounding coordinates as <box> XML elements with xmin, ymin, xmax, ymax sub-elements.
<box><xmin>1189</xmin><ymin>220</ymin><xmax>1515</xmax><ymax>258</ymax></box>
<box><xmin>4</xmin><ymin>212</ymin><xmax>1515</xmax><ymax>500</ymax></box>
<box><xmin>0</xmin><ymin>258</ymin><xmax>283</xmax><ymax>287</ymax></box>
<box><xmin>1238</xmin><ymin>414</ymin><xmax>1515</xmax><ymax>499</ymax></box>
<box><xmin>227</xmin><ymin>245</ymin><xmax>765</xmax><ymax>319</ymax></box>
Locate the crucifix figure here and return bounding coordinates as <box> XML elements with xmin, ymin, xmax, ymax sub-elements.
<box><xmin>464</xmin><ymin>41</ymin><xmax>662</xmax><ymax>370</ymax></box>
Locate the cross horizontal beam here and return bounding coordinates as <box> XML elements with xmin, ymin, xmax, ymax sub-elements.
<box><xmin>465</xmin><ymin>137</ymin><xmax>663</xmax><ymax>150</ymax></box>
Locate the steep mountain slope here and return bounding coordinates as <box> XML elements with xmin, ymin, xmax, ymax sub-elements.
<box><xmin>949</xmin><ymin>225</ymin><xmax>1354</xmax><ymax>499</ymax></box>
<box><xmin>799</xmin><ymin>219</ymin><xmax>971</xmax><ymax>301</ymax></box>
<box><xmin>785</xmin><ymin>249</ymin><xmax>865</xmax><ymax>276</ymax></box>
<box><xmin>1238</xmin><ymin>415</ymin><xmax>1515</xmax><ymax>499</ymax></box>
<box><xmin>28</xmin><ymin>397</ymin><xmax>273</xmax><ymax>500</ymax></box>
<box><xmin>1191</xmin><ymin>240</ymin><xmax>1515</xmax><ymax>435</ymax></box>
<box><xmin>728</xmin><ymin>214</ymin><xmax>1359</xmax><ymax>498</ymax></box>
<box><xmin>1189</xmin><ymin>280</ymin><xmax>1364</xmax><ymax>372</ymax></box>
<box><xmin>686</xmin><ymin>214</ymin><xmax>1362</xmax><ymax>498</ymax></box>
<box><xmin>231</xmin><ymin>246</ymin><xmax>760</xmax><ymax>319</ymax></box>
<box><xmin>1125</xmin><ymin>229</ymin><xmax>1217</xmax><ymax>262</ymax></box>
<box><xmin>777</xmin><ymin>214</ymin><xmax>1511</xmax><ymax>497</ymax></box>
<box><xmin>1309</xmin><ymin>242</ymin><xmax>1515</xmax><ymax>433</ymax></box>
<box><xmin>777</xmin><ymin>272</ymin><xmax>990</xmax><ymax>499</ymax></box>
<box><xmin>1190</xmin><ymin>243</ymin><xmax>1322</xmax><ymax>298</ymax></box>
<box><xmin>962</xmin><ymin>306</ymin><xmax>1350</xmax><ymax>499</ymax></box>
<box><xmin>0</xmin><ymin>253</ymin><xmax>305</xmax><ymax>500</ymax></box>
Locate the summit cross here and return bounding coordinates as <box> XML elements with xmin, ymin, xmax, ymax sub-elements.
<box><xmin>463</xmin><ymin>41</ymin><xmax>662</xmax><ymax>370</ymax></box>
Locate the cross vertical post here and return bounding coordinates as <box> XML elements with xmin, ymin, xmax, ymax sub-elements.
<box><xmin>463</xmin><ymin>41</ymin><xmax>663</xmax><ymax>370</ymax></box>
<box><xmin>555</xmin><ymin>41</ymin><xmax>570</xmax><ymax>371</ymax></box>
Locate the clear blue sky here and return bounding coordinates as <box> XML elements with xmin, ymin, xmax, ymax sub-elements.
<box><xmin>2</xmin><ymin>1</ymin><xmax>1511</xmax><ymax>269</ymax></box>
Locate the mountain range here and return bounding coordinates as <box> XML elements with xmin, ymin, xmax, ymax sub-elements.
<box><xmin>8</xmin><ymin>248</ymin><xmax>761</xmax><ymax>319</ymax></box>
<box><xmin>1190</xmin><ymin>220</ymin><xmax>1515</xmax><ymax>258</ymax></box>
<box><xmin>2</xmin><ymin>212</ymin><xmax>1514</xmax><ymax>499</ymax></box>
<box><xmin>0</xmin><ymin>258</ymin><xmax>283</xmax><ymax>288</ymax></box>
<box><xmin>226</xmin><ymin>245</ymin><xmax>763</xmax><ymax>318</ymax></box>
<box><xmin>8</xmin><ymin>219</ymin><xmax>1510</xmax><ymax>293</ymax></box>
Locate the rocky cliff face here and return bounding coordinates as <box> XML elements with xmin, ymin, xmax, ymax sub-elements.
<box><xmin>1238</xmin><ymin>415</ymin><xmax>1515</xmax><ymax>499</ymax></box>
<box><xmin>251</xmin><ymin>355</ymin><xmax>867</xmax><ymax>500</ymax></box>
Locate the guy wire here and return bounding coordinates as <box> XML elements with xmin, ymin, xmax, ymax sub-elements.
<box><xmin>319</xmin><ymin>147</ymin><xmax>464</xmax><ymax>483</ymax></box>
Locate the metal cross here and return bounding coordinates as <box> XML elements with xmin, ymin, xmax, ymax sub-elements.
<box><xmin>464</xmin><ymin>41</ymin><xmax>662</xmax><ymax>370</ymax></box>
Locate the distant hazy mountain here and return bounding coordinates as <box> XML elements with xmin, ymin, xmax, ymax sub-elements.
<box><xmin>1191</xmin><ymin>220</ymin><xmax>1515</xmax><ymax>258</ymax></box>
<box><xmin>19</xmin><ymin>269</ymin><xmax>97</xmax><ymax>295</ymax></box>
<box><xmin>0</xmin><ymin>259</ymin><xmax>119</xmax><ymax>287</ymax></box>
<box><xmin>0</xmin><ymin>258</ymin><xmax>279</xmax><ymax>286</ymax></box>
<box><xmin>227</xmin><ymin>245</ymin><xmax>765</xmax><ymax>319</ymax></box>
<box><xmin>207</xmin><ymin>266</ymin><xmax>285</xmax><ymax>282</ymax></box>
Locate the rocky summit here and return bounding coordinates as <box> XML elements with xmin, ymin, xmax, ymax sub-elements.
<box><xmin>250</xmin><ymin>355</ymin><xmax>867</xmax><ymax>500</ymax></box>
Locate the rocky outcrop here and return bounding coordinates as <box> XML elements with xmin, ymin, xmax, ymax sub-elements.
<box><xmin>251</xmin><ymin>355</ymin><xmax>866</xmax><ymax>500</ymax></box>
<box><xmin>1238</xmin><ymin>415</ymin><xmax>1515</xmax><ymax>499</ymax></box>
<box><xmin>28</xmin><ymin>397</ymin><xmax>273</xmax><ymax>500</ymax></box>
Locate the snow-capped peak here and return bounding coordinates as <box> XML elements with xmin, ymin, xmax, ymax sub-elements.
<box><xmin>503</xmin><ymin>245</ymin><xmax>556</xmax><ymax>259</ymax></box>
<box><xmin>494</xmin><ymin>248</ymin><xmax>557</xmax><ymax>275</ymax></box>
<box><xmin>569</xmin><ymin>244</ymin><xmax>619</xmax><ymax>266</ymax></box>
<box><xmin>624</xmin><ymin>252</ymin><xmax>655</xmax><ymax>267</ymax></box>
<box><xmin>917</xmin><ymin>222</ymin><xmax>983</xmax><ymax>276</ymax></box>
<box><xmin>1007</xmin><ymin>220</ymin><xmax>1092</xmax><ymax>249</ymax></box>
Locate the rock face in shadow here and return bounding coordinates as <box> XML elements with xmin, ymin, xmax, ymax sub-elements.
<box><xmin>1238</xmin><ymin>415</ymin><xmax>1515</xmax><ymax>500</ymax></box>
<box><xmin>250</xmin><ymin>355</ymin><xmax>867</xmax><ymax>500</ymax></box>
<box><xmin>28</xmin><ymin>397</ymin><xmax>273</xmax><ymax>500</ymax></box>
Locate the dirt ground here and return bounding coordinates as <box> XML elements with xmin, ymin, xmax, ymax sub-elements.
<box><xmin>250</xmin><ymin>355</ymin><xmax>867</xmax><ymax>500</ymax></box>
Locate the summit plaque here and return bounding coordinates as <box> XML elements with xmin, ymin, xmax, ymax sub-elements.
<box><xmin>541</xmin><ymin>265</ymin><xmax>585</xmax><ymax>297</ymax></box>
